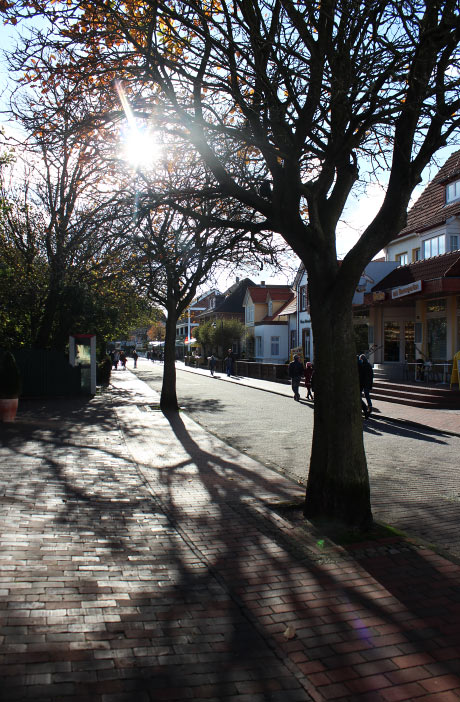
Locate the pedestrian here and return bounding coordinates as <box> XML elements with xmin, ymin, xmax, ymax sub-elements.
<box><xmin>304</xmin><ymin>361</ymin><xmax>314</xmax><ymax>400</ymax></box>
<box><xmin>209</xmin><ymin>354</ymin><xmax>217</xmax><ymax>376</ymax></box>
<box><xmin>358</xmin><ymin>353</ymin><xmax>374</xmax><ymax>418</ymax></box>
<box><xmin>288</xmin><ymin>353</ymin><xmax>304</xmax><ymax>401</ymax></box>
<box><xmin>112</xmin><ymin>350</ymin><xmax>120</xmax><ymax>370</ymax></box>
<box><xmin>120</xmin><ymin>351</ymin><xmax>127</xmax><ymax>370</ymax></box>
<box><xmin>132</xmin><ymin>350</ymin><xmax>138</xmax><ymax>368</ymax></box>
<box><xmin>224</xmin><ymin>349</ymin><xmax>234</xmax><ymax>377</ymax></box>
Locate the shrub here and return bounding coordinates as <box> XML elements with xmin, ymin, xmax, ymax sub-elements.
<box><xmin>0</xmin><ymin>351</ymin><xmax>22</xmax><ymax>398</ymax></box>
<box><xmin>97</xmin><ymin>356</ymin><xmax>112</xmax><ymax>386</ymax></box>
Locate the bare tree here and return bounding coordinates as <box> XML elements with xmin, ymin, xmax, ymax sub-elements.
<box><xmin>128</xmin><ymin>156</ymin><xmax>279</xmax><ymax>411</ymax></box>
<box><xmin>4</xmin><ymin>0</ymin><xmax>460</xmax><ymax>526</ymax></box>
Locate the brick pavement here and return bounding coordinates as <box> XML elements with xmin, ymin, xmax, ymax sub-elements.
<box><xmin>1</xmin><ymin>369</ymin><xmax>460</xmax><ymax>701</ymax></box>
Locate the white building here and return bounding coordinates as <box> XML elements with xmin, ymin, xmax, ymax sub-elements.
<box><xmin>243</xmin><ymin>283</ymin><xmax>294</xmax><ymax>363</ymax></box>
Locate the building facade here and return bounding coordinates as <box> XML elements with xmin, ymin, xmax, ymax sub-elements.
<box><xmin>361</xmin><ymin>150</ymin><xmax>460</xmax><ymax>378</ymax></box>
<box><xmin>243</xmin><ymin>283</ymin><xmax>294</xmax><ymax>363</ymax></box>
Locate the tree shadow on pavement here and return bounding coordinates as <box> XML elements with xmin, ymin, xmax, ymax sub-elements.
<box><xmin>2</xmin><ymin>394</ymin><xmax>460</xmax><ymax>701</ymax></box>
<box><xmin>363</xmin><ymin>416</ymin><xmax>450</xmax><ymax>444</ymax></box>
<box><xmin>153</xmin><ymin>410</ymin><xmax>460</xmax><ymax>702</ymax></box>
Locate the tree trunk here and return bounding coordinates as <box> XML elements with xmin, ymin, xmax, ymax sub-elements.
<box><xmin>304</xmin><ymin>291</ymin><xmax>373</xmax><ymax>530</ymax></box>
<box><xmin>160</xmin><ymin>301</ymin><xmax>179</xmax><ymax>412</ymax></box>
<box><xmin>33</xmin><ymin>287</ymin><xmax>59</xmax><ymax>349</ymax></box>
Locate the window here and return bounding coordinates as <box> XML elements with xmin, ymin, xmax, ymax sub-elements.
<box><xmin>300</xmin><ymin>286</ymin><xmax>307</xmax><ymax>311</ymax></box>
<box><xmin>412</xmin><ymin>248</ymin><xmax>421</xmax><ymax>262</ymax></box>
<box><xmin>422</xmin><ymin>235</ymin><xmax>446</xmax><ymax>258</ymax></box>
<box><xmin>256</xmin><ymin>336</ymin><xmax>263</xmax><ymax>356</ymax></box>
<box><xmin>446</xmin><ymin>179</ymin><xmax>460</xmax><ymax>203</ymax></box>
<box><xmin>451</xmin><ymin>235</ymin><xmax>459</xmax><ymax>251</ymax></box>
<box><xmin>270</xmin><ymin>336</ymin><xmax>280</xmax><ymax>356</ymax></box>
<box><xmin>426</xmin><ymin>299</ymin><xmax>446</xmax><ymax>314</ymax></box>
<box><xmin>397</xmin><ymin>252</ymin><xmax>408</xmax><ymax>265</ymax></box>
<box><xmin>268</xmin><ymin>300</ymin><xmax>273</xmax><ymax>316</ymax></box>
<box><xmin>246</xmin><ymin>305</ymin><xmax>254</xmax><ymax>323</ymax></box>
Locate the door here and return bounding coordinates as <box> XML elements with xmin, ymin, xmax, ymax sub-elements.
<box><xmin>384</xmin><ymin>321</ymin><xmax>400</xmax><ymax>362</ymax></box>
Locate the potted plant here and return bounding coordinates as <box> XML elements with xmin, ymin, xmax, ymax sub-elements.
<box><xmin>0</xmin><ymin>351</ymin><xmax>22</xmax><ymax>422</ymax></box>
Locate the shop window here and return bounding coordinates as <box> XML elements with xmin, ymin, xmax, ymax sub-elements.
<box><xmin>290</xmin><ymin>330</ymin><xmax>297</xmax><ymax>349</ymax></box>
<box><xmin>427</xmin><ymin>318</ymin><xmax>447</xmax><ymax>360</ymax></box>
<box><xmin>397</xmin><ymin>252</ymin><xmax>408</xmax><ymax>265</ymax></box>
<box><xmin>422</xmin><ymin>235</ymin><xmax>446</xmax><ymax>258</ymax></box>
<box><xmin>457</xmin><ymin>296</ymin><xmax>460</xmax><ymax>353</ymax></box>
<box><xmin>270</xmin><ymin>336</ymin><xmax>280</xmax><ymax>356</ymax></box>
<box><xmin>404</xmin><ymin>321</ymin><xmax>415</xmax><ymax>363</ymax></box>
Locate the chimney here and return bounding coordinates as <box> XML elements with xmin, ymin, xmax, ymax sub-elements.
<box><xmin>236</xmin><ymin>277</ymin><xmax>240</xmax><ymax>283</ymax></box>
<box><xmin>260</xmin><ymin>280</ymin><xmax>265</xmax><ymax>286</ymax></box>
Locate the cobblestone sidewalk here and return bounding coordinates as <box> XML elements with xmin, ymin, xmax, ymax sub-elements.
<box><xmin>1</xmin><ymin>370</ymin><xmax>460</xmax><ymax>701</ymax></box>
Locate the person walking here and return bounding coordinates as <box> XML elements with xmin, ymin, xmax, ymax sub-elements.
<box><xmin>112</xmin><ymin>350</ymin><xmax>120</xmax><ymax>370</ymax></box>
<box><xmin>225</xmin><ymin>349</ymin><xmax>234</xmax><ymax>377</ymax></box>
<box><xmin>132</xmin><ymin>350</ymin><xmax>138</xmax><ymax>368</ymax></box>
<box><xmin>120</xmin><ymin>351</ymin><xmax>127</xmax><ymax>370</ymax></box>
<box><xmin>209</xmin><ymin>354</ymin><xmax>217</xmax><ymax>376</ymax></box>
<box><xmin>304</xmin><ymin>361</ymin><xmax>314</xmax><ymax>401</ymax></box>
<box><xmin>289</xmin><ymin>353</ymin><xmax>304</xmax><ymax>401</ymax></box>
<box><xmin>358</xmin><ymin>353</ymin><xmax>374</xmax><ymax>418</ymax></box>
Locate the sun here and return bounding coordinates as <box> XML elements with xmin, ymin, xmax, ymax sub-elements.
<box><xmin>121</xmin><ymin>125</ymin><xmax>162</xmax><ymax>169</ymax></box>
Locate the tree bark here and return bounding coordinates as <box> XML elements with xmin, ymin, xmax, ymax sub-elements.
<box><xmin>160</xmin><ymin>299</ymin><xmax>179</xmax><ymax>412</ymax></box>
<box><xmin>33</xmin><ymin>287</ymin><xmax>60</xmax><ymax>349</ymax></box>
<box><xmin>304</xmin><ymin>286</ymin><xmax>373</xmax><ymax>530</ymax></box>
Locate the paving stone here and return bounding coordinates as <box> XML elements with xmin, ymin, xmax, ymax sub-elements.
<box><xmin>1</xmin><ymin>368</ymin><xmax>460</xmax><ymax>701</ymax></box>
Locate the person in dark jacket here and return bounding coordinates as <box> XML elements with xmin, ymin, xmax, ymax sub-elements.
<box><xmin>208</xmin><ymin>354</ymin><xmax>217</xmax><ymax>376</ymax></box>
<box><xmin>289</xmin><ymin>354</ymin><xmax>304</xmax><ymax>401</ymax></box>
<box><xmin>224</xmin><ymin>350</ymin><xmax>234</xmax><ymax>377</ymax></box>
<box><xmin>358</xmin><ymin>354</ymin><xmax>374</xmax><ymax>418</ymax></box>
<box><xmin>304</xmin><ymin>361</ymin><xmax>314</xmax><ymax>401</ymax></box>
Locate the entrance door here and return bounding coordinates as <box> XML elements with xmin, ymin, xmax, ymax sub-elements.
<box><xmin>427</xmin><ymin>318</ymin><xmax>447</xmax><ymax>359</ymax></box>
<box><xmin>384</xmin><ymin>321</ymin><xmax>400</xmax><ymax>362</ymax></box>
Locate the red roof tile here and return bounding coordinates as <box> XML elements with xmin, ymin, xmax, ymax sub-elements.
<box><xmin>247</xmin><ymin>286</ymin><xmax>292</xmax><ymax>303</ymax></box>
<box><xmin>372</xmin><ymin>251</ymin><xmax>460</xmax><ymax>291</ymax></box>
<box><xmin>398</xmin><ymin>150</ymin><xmax>460</xmax><ymax>237</ymax></box>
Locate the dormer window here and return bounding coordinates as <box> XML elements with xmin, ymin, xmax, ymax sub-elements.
<box><xmin>446</xmin><ymin>178</ymin><xmax>460</xmax><ymax>203</ymax></box>
<box><xmin>268</xmin><ymin>300</ymin><xmax>273</xmax><ymax>316</ymax></box>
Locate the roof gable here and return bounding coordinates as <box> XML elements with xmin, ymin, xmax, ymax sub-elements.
<box><xmin>398</xmin><ymin>150</ymin><xmax>460</xmax><ymax>237</ymax></box>
<box><xmin>246</xmin><ymin>285</ymin><xmax>292</xmax><ymax>304</ymax></box>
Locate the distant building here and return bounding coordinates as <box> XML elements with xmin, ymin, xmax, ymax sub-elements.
<box><xmin>243</xmin><ymin>282</ymin><xmax>294</xmax><ymax>362</ymax></box>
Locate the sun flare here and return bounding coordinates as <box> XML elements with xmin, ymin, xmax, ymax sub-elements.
<box><xmin>122</xmin><ymin>126</ymin><xmax>162</xmax><ymax>169</ymax></box>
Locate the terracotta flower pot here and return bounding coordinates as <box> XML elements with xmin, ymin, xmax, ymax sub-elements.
<box><xmin>0</xmin><ymin>397</ymin><xmax>19</xmax><ymax>423</ymax></box>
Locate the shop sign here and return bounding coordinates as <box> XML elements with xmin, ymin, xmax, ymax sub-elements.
<box><xmin>391</xmin><ymin>280</ymin><xmax>422</xmax><ymax>299</ymax></box>
<box><xmin>373</xmin><ymin>291</ymin><xmax>386</xmax><ymax>302</ymax></box>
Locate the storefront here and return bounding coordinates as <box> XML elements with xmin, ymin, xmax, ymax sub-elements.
<box><xmin>362</xmin><ymin>252</ymin><xmax>460</xmax><ymax>379</ymax></box>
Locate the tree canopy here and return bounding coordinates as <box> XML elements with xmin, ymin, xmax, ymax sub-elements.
<box><xmin>2</xmin><ymin>0</ymin><xmax>460</xmax><ymax>526</ymax></box>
